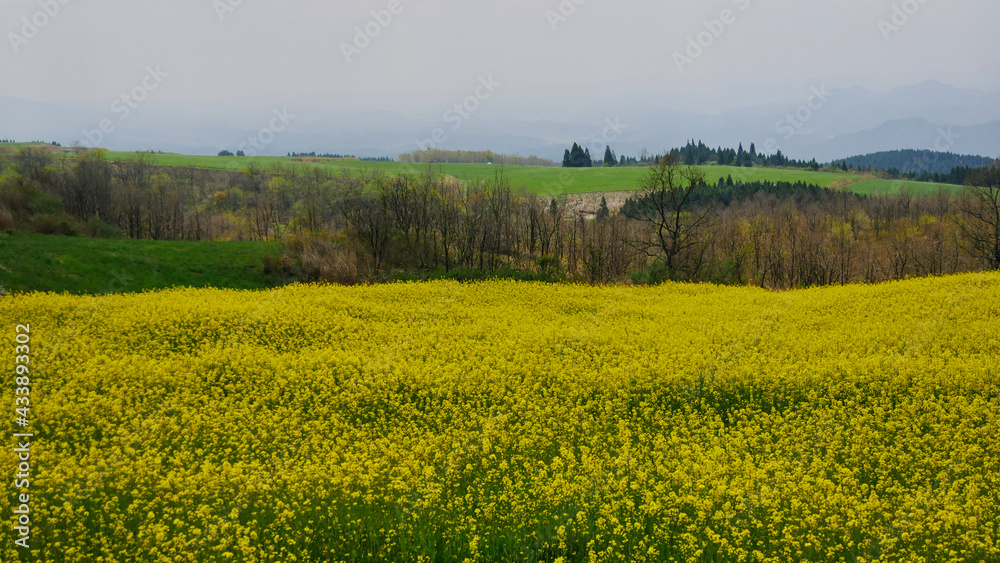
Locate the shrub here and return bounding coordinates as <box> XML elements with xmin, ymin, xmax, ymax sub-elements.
<box><xmin>33</xmin><ymin>214</ymin><xmax>61</xmax><ymax>235</ymax></box>
<box><xmin>57</xmin><ymin>219</ymin><xmax>79</xmax><ymax>237</ymax></box>
<box><xmin>85</xmin><ymin>216</ymin><xmax>124</xmax><ymax>239</ymax></box>
<box><xmin>630</xmin><ymin>259</ymin><xmax>672</xmax><ymax>285</ymax></box>
<box><xmin>262</xmin><ymin>252</ymin><xmax>277</xmax><ymax>275</ymax></box>
<box><xmin>33</xmin><ymin>214</ymin><xmax>78</xmax><ymax>236</ymax></box>
<box><xmin>0</xmin><ymin>206</ymin><xmax>14</xmax><ymax>232</ymax></box>
<box><xmin>535</xmin><ymin>254</ymin><xmax>565</xmax><ymax>281</ymax></box>
<box><xmin>281</xmin><ymin>234</ymin><xmax>359</xmax><ymax>285</ymax></box>
<box><xmin>0</xmin><ymin>176</ymin><xmax>62</xmax><ymax>219</ymax></box>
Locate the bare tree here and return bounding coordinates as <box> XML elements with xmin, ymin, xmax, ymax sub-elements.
<box><xmin>433</xmin><ymin>176</ymin><xmax>463</xmax><ymax>272</ymax></box>
<box><xmin>115</xmin><ymin>153</ymin><xmax>154</xmax><ymax>238</ymax></box>
<box><xmin>342</xmin><ymin>194</ymin><xmax>391</xmax><ymax>273</ymax></box>
<box><xmin>959</xmin><ymin>161</ymin><xmax>1000</xmax><ymax>270</ymax></box>
<box><xmin>63</xmin><ymin>149</ymin><xmax>113</xmax><ymax>221</ymax></box>
<box><xmin>12</xmin><ymin>147</ymin><xmax>52</xmax><ymax>183</ymax></box>
<box><xmin>625</xmin><ymin>155</ymin><xmax>711</xmax><ymax>280</ymax></box>
<box><xmin>379</xmin><ymin>173</ymin><xmax>430</xmax><ymax>267</ymax></box>
<box><xmin>239</xmin><ymin>164</ymin><xmax>281</xmax><ymax>241</ymax></box>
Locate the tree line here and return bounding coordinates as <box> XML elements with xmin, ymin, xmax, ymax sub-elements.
<box><xmin>1</xmin><ymin>147</ymin><xmax>998</xmax><ymax>287</ymax></box>
<box><xmin>562</xmin><ymin>140</ymin><xmax>818</xmax><ymax>170</ymax></box>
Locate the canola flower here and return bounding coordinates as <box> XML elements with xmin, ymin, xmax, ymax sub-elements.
<box><xmin>1</xmin><ymin>274</ymin><xmax>999</xmax><ymax>562</ymax></box>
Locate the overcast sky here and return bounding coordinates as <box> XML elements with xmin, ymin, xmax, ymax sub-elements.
<box><xmin>2</xmin><ymin>0</ymin><xmax>997</xmax><ymax>115</ymax></box>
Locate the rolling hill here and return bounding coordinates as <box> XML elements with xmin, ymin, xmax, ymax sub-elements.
<box><xmin>96</xmin><ymin>151</ymin><xmax>963</xmax><ymax>197</ymax></box>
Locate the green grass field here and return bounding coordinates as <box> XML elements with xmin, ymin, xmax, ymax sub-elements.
<box><xmin>846</xmin><ymin>178</ymin><xmax>966</xmax><ymax>196</ymax></box>
<box><xmin>0</xmin><ymin>142</ymin><xmax>61</xmax><ymax>150</ymax></box>
<box><xmin>0</xmin><ymin>233</ymin><xmax>282</xmax><ymax>294</ymax></box>
<box><xmin>102</xmin><ymin>151</ymin><xmax>934</xmax><ymax>195</ymax></box>
<box><xmin>0</xmin><ymin>143</ymin><xmax>966</xmax><ymax>196</ymax></box>
<box><xmin>421</xmin><ymin>162</ymin><xmax>865</xmax><ymax>195</ymax></box>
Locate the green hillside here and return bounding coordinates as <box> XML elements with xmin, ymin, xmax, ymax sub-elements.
<box><xmin>100</xmin><ymin>151</ymin><xmax>921</xmax><ymax>195</ymax></box>
<box><xmin>0</xmin><ymin>233</ymin><xmax>282</xmax><ymax>294</ymax></box>
<box><xmin>846</xmin><ymin>178</ymin><xmax>967</xmax><ymax>196</ymax></box>
<box><xmin>0</xmin><ymin>144</ymin><xmax>966</xmax><ymax>196</ymax></box>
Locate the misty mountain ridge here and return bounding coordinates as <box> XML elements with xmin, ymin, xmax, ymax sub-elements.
<box><xmin>1</xmin><ymin>81</ymin><xmax>997</xmax><ymax>163</ymax></box>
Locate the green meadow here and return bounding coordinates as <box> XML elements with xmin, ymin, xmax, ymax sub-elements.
<box><xmin>846</xmin><ymin>178</ymin><xmax>966</xmax><ymax>196</ymax></box>
<box><xmin>0</xmin><ymin>233</ymin><xmax>282</xmax><ymax>294</ymax></box>
<box><xmin>0</xmin><ymin>144</ymin><xmax>965</xmax><ymax>196</ymax></box>
<box><xmin>98</xmin><ymin>151</ymin><xmax>959</xmax><ymax>196</ymax></box>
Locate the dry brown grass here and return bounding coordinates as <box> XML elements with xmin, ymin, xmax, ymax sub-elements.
<box><xmin>32</xmin><ymin>214</ymin><xmax>61</xmax><ymax>235</ymax></box>
<box><xmin>281</xmin><ymin>234</ymin><xmax>359</xmax><ymax>285</ymax></box>
<box><xmin>0</xmin><ymin>206</ymin><xmax>15</xmax><ymax>232</ymax></box>
<box><xmin>828</xmin><ymin>176</ymin><xmax>869</xmax><ymax>192</ymax></box>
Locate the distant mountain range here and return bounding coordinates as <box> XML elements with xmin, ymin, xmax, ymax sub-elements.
<box><xmin>1</xmin><ymin>80</ymin><xmax>997</xmax><ymax>163</ymax></box>
<box><xmin>794</xmin><ymin>118</ymin><xmax>1000</xmax><ymax>164</ymax></box>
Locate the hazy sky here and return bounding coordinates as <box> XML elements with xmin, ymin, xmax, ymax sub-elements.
<box><xmin>2</xmin><ymin>0</ymin><xmax>998</xmax><ymax>118</ymax></box>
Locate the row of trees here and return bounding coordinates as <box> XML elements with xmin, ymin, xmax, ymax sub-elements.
<box><xmin>562</xmin><ymin>143</ymin><xmax>594</xmax><ymax>168</ymax></box>
<box><xmin>2</xmin><ymin>147</ymin><xmax>998</xmax><ymax>286</ymax></box>
<box><xmin>3</xmin><ymin>149</ymin><xmax>221</xmax><ymax>241</ymax></box>
<box><xmin>882</xmin><ymin>165</ymin><xmax>981</xmax><ymax>186</ymax></box>
<box><xmin>628</xmin><ymin>157</ymin><xmax>1000</xmax><ymax>283</ymax></box>
<box><xmin>562</xmin><ymin>144</ymin><xmax>626</xmax><ymax>168</ymax></box>
<box><xmin>676</xmin><ymin>140</ymin><xmax>821</xmax><ymax>169</ymax></box>
<box><xmin>564</xmin><ymin>141</ymin><xmax>819</xmax><ymax>170</ymax></box>
<box><xmin>336</xmin><ymin>157</ymin><xmax>1000</xmax><ymax>285</ymax></box>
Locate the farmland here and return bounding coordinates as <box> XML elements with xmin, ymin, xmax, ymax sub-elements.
<box><xmin>846</xmin><ymin>178</ymin><xmax>964</xmax><ymax>197</ymax></box>
<box><xmin>93</xmin><ymin>151</ymin><xmax>961</xmax><ymax>197</ymax></box>
<box><xmin>2</xmin><ymin>274</ymin><xmax>998</xmax><ymax>562</ymax></box>
<box><xmin>0</xmin><ymin>143</ymin><xmax>965</xmax><ymax>196</ymax></box>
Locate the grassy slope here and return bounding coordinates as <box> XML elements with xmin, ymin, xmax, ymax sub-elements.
<box><xmin>434</xmin><ymin>163</ymin><xmax>864</xmax><ymax>195</ymax></box>
<box><xmin>0</xmin><ymin>144</ymin><xmax>963</xmax><ymax>196</ymax></box>
<box><xmin>104</xmin><ymin>151</ymin><xmax>953</xmax><ymax>196</ymax></box>
<box><xmin>0</xmin><ymin>233</ymin><xmax>282</xmax><ymax>294</ymax></box>
<box><xmin>0</xmin><ymin>142</ymin><xmax>61</xmax><ymax>150</ymax></box>
<box><xmin>847</xmin><ymin>178</ymin><xmax>965</xmax><ymax>196</ymax></box>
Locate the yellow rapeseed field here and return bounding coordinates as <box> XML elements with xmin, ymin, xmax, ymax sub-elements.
<box><xmin>2</xmin><ymin>274</ymin><xmax>999</xmax><ymax>562</ymax></box>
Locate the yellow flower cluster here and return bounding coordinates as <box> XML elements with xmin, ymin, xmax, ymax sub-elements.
<box><xmin>2</xmin><ymin>274</ymin><xmax>999</xmax><ymax>562</ymax></box>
